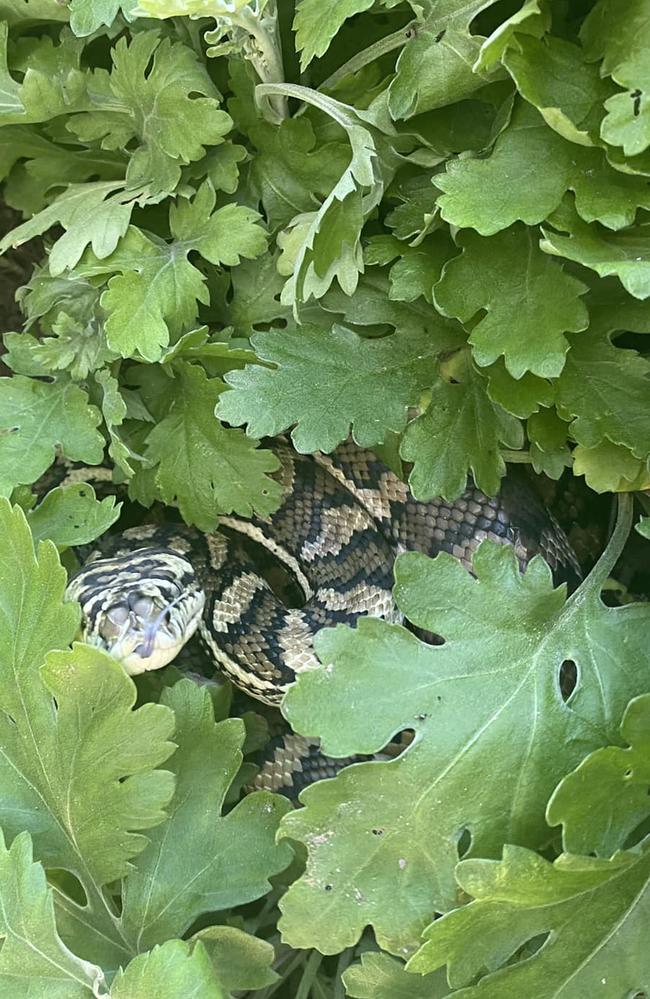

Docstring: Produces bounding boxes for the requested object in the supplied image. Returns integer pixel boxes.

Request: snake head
[66,546,206,674]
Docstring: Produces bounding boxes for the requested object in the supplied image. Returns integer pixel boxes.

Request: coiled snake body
[66,442,581,794]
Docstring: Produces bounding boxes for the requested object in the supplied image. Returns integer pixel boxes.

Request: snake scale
[64,441,582,796]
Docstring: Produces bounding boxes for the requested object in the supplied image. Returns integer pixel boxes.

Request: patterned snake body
[65,442,581,792]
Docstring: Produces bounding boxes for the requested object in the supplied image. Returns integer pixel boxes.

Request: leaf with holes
[278,517,650,955]
[547,694,650,857]
[407,842,650,998]
[582,0,650,156]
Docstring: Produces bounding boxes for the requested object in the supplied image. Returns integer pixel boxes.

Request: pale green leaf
[0,829,106,998]
[111,940,223,999]
[0,376,104,495]
[572,440,650,493]
[343,952,447,998]
[68,32,230,193]
[190,926,278,996]
[293,0,375,70]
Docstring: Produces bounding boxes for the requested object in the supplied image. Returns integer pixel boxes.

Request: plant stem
[567,492,634,606]
[319,23,414,93]
[296,950,323,999]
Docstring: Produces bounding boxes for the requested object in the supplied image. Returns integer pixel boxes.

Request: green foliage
[0,0,649,994]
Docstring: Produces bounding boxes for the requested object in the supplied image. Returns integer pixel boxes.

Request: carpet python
[64,441,582,795]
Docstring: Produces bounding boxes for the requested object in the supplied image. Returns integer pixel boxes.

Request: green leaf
[547,694,650,856]
[0,376,104,495]
[502,34,610,144]
[255,86,395,308]
[400,359,523,499]
[474,0,550,73]
[278,530,650,954]
[214,253,291,337]
[0,828,106,998]
[388,1,499,119]
[0,500,176,922]
[0,182,140,276]
[26,482,121,548]
[407,843,650,998]
[572,440,650,493]
[582,0,650,156]
[0,25,87,126]
[217,323,443,454]
[528,408,572,479]
[483,360,554,419]
[190,926,278,996]
[293,0,375,70]
[436,101,650,235]
[343,951,448,999]
[144,361,282,530]
[554,332,650,458]
[68,0,136,36]
[169,182,267,266]
[541,200,650,300]
[120,680,292,949]
[111,940,223,999]
[433,226,588,378]
[68,32,230,193]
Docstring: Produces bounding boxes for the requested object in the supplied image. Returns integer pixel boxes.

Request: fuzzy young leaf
[68,32,230,193]
[0,376,104,495]
[217,323,444,454]
[111,940,223,999]
[433,226,588,378]
[408,844,650,998]
[144,362,282,530]
[547,694,650,856]
[121,680,291,950]
[278,532,650,954]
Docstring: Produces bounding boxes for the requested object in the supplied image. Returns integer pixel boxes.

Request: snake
[63,441,582,795]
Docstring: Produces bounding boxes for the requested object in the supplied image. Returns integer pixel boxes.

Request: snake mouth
[102,589,206,674]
